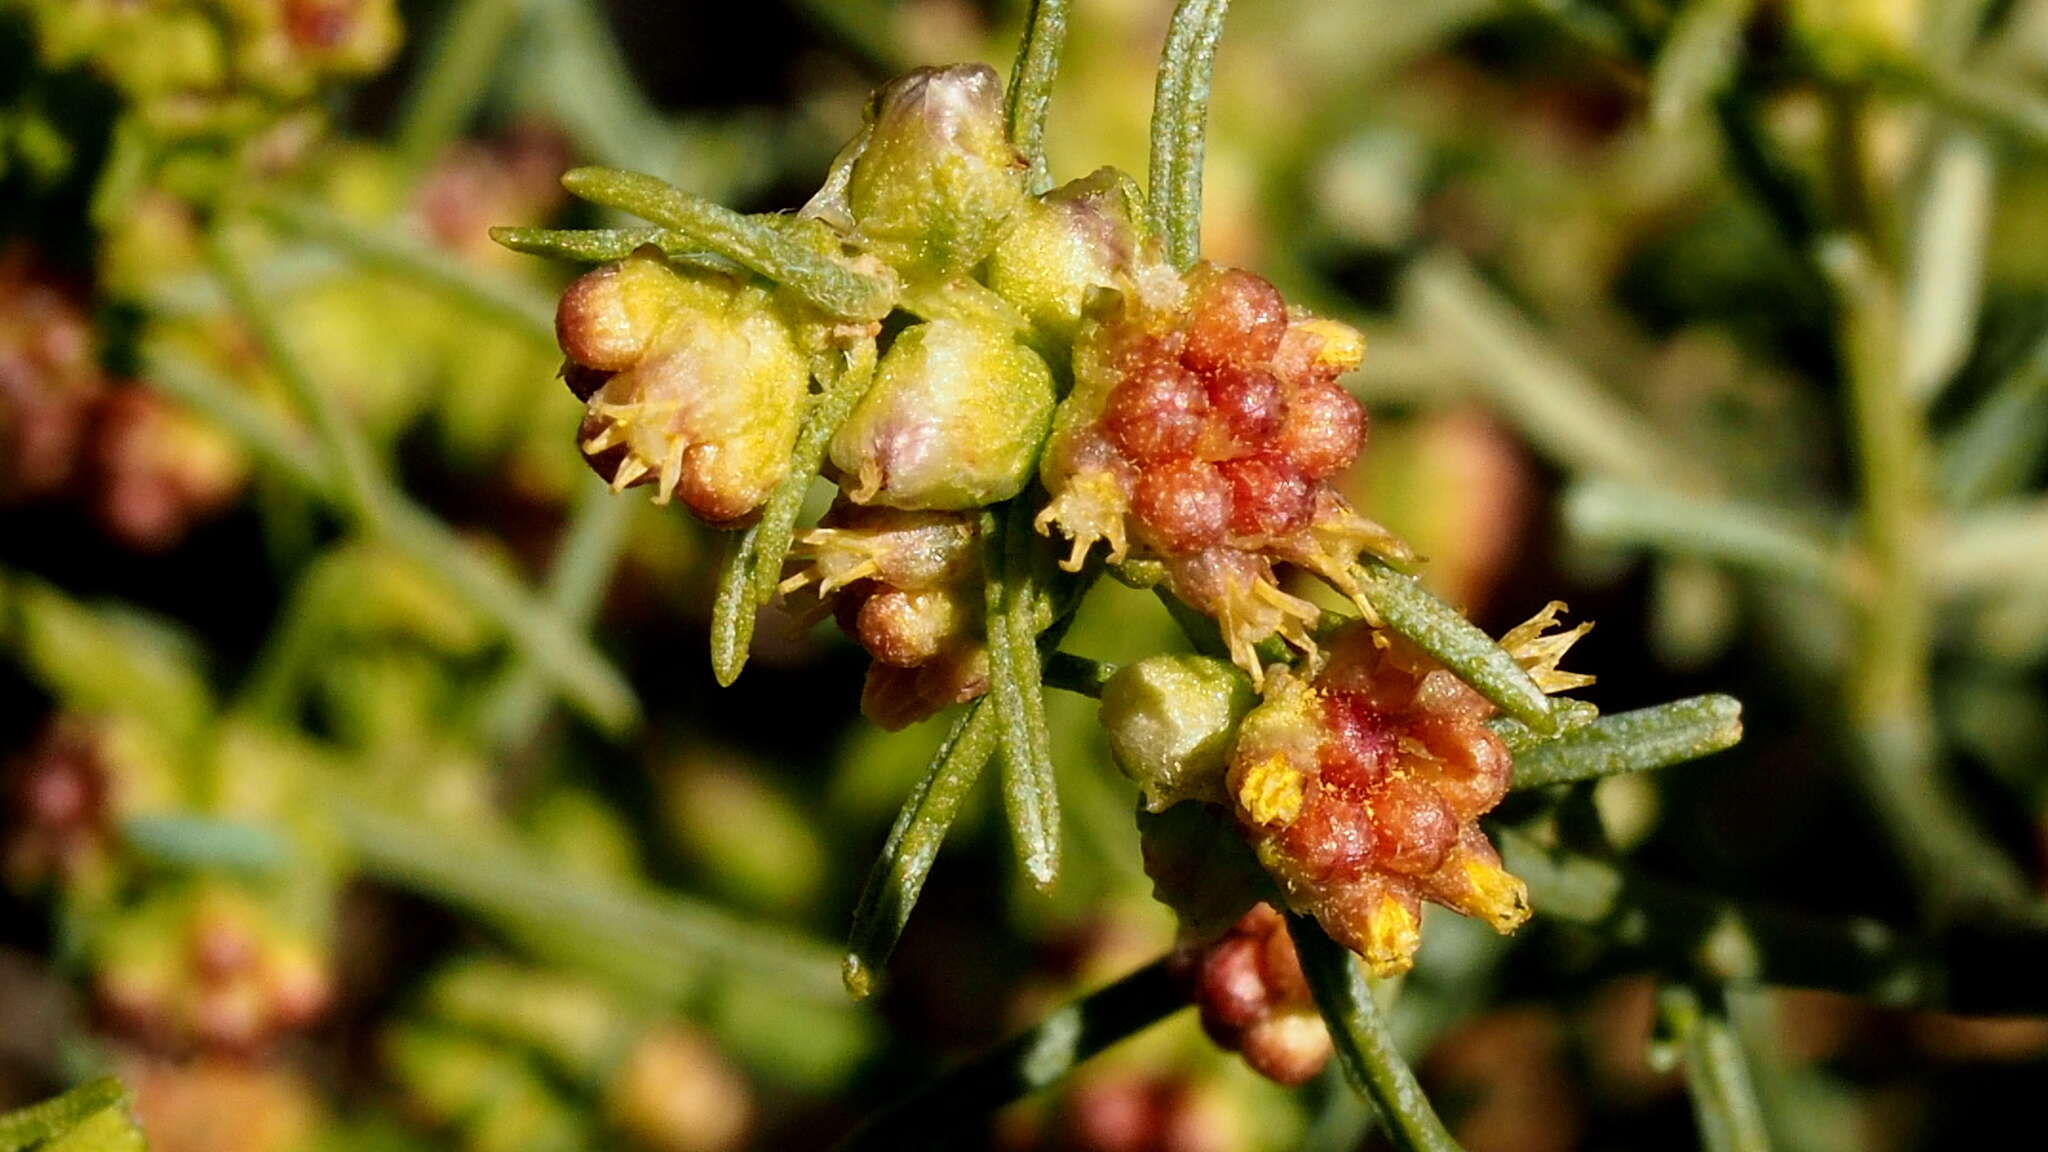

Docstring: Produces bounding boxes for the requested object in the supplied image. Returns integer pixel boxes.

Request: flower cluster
[93,882,334,1055]
[21,0,400,137]
[1228,608,1589,976]
[1038,264,1407,679]
[0,251,245,549]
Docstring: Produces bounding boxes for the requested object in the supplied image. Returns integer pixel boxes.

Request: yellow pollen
[1362,894,1420,977]
[1236,754,1305,827]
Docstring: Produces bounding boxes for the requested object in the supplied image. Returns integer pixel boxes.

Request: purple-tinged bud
[828,318,1055,510]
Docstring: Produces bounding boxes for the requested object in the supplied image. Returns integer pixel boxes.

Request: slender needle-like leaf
[984,501,1061,890]
[123,815,295,875]
[394,0,524,178]
[833,958,1182,1150]
[1507,695,1745,789]
[560,166,895,319]
[0,1080,128,1152]
[843,702,1002,999]
[145,293,637,733]
[1940,327,2048,507]
[1355,560,1558,733]
[1563,480,1847,592]
[711,343,878,686]
[1147,0,1232,268]
[1649,0,1756,129]
[330,785,846,1003]
[257,196,558,340]
[1042,651,1115,698]
[1005,0,1071,194]
[489,225,735,270]
[1290,914,1465,1152]
[1663,986,1773,1152]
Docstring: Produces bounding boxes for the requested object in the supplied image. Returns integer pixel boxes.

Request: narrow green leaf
[1005,0,1072,194]
[843,702,1002,999]
[0,1080,127,1152]
[1662,986,1773,1152]
[1563,479,1846,591]
[1147,0,1233,268]
[489,225,733,269]
[560,166,895,320]
[833,958,1181,1150]
[1507,695,1745,790]
[257,197,556,345]
[394,0,524,178]
[1354,560,1557,734]
[330,785,846,1003]
[1902,131,1992,403]
[1940,327,2048,507]
[710,344,877,686]
[1042,651,1116,698]
[984,501,1061,891]
[123,815,294,875]
[711,527,762,688]
[1938,499,2048,594]
[1290,915,1465,1152]
[1649,0,1756,129]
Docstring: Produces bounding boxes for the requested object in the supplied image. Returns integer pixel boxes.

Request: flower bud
[821,64,1029,278]
[987,167,1165,346]
[557,249,809,525]
[1100,655,1255,812]
[784,499,990,728]
[0,250,104,503]
[828,318,1055,510]
[605,1027,753,1152]
[1170,904,1332,1086]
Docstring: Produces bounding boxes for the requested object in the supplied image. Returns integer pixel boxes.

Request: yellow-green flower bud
[987,167,1160,346]
[1100,654,1256,812]
[557,248,809,525]
[820,64,1029,279]
[828,318,1055,510]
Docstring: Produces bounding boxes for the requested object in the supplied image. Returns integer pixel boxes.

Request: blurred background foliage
[1,0,2045,1149]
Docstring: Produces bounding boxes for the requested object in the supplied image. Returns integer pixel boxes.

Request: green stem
[145,314,637,732]
[1042,651,1114,698]
[560,167,895,320]
[833,959,1182,1151]
[1290,915,1464,1152]
[206,225,383,520]
[1005,0,1071,194]
[1562,480,1847,592]
[1147,0,1233,268]
[1827,237,2035,922]
[843,702,1002,999]
[394,0,525,180]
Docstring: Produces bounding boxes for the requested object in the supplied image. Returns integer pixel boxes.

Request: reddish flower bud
[1170,904,1332,1085]
[783,499,989,729]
